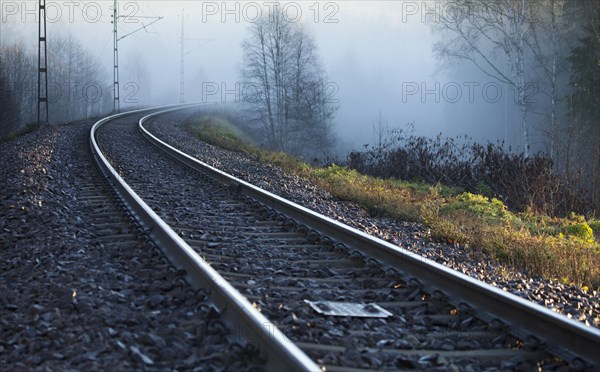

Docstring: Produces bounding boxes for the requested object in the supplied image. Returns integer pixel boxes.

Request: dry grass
[186,117,600,289]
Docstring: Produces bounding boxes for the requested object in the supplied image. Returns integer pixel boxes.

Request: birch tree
[433,0,536,156]
[525,0,578,165]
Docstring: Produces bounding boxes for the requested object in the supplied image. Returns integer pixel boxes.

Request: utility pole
[180,9,185,103]
[38,0,49,124]
[112,1,162,111]
[112,0,119,112]
[179,9,213,104]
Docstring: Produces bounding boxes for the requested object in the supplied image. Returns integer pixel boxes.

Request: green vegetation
[186,116,250,152]
[186,116,600,288]
[186,116,309,171]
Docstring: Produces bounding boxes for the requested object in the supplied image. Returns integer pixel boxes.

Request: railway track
[1,119,269,370]
[75,116,272,370]
[91,105,600,371]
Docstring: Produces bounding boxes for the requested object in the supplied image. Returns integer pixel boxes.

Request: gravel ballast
[0,120,265,370]
[145,109,600,330]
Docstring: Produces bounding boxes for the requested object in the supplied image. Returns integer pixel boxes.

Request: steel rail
[139,105,600,367]
[90,104,321,372]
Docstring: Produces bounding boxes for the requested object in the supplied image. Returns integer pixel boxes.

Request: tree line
[1,35,111,137]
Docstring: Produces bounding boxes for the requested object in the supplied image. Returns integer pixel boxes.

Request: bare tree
[0,53,20,136]
[432,0,536,157]
[240,7,336,158]
[48,35,109,123]
[241,8,291,150]
[0,44,37,134]
[286,26,337,158]
[372,111,389,151]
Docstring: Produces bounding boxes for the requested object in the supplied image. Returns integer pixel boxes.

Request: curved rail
[90,104,321,372]
[137,106,600,367]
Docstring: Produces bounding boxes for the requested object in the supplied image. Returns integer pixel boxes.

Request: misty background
[1,0,522,152]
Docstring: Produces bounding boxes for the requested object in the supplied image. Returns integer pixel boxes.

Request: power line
[112,1,163,112]
[117,16,163,42]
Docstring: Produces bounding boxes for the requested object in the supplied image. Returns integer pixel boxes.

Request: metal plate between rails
[305,300,393,318]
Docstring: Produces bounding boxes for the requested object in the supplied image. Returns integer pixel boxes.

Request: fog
[1,1,523,153]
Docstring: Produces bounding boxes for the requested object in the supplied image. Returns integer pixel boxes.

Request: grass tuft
[185,116,249,152]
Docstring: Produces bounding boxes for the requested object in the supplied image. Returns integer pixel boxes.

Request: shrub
[347,128,591,217]
[444,192,512,225]
[566,222,594,241]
